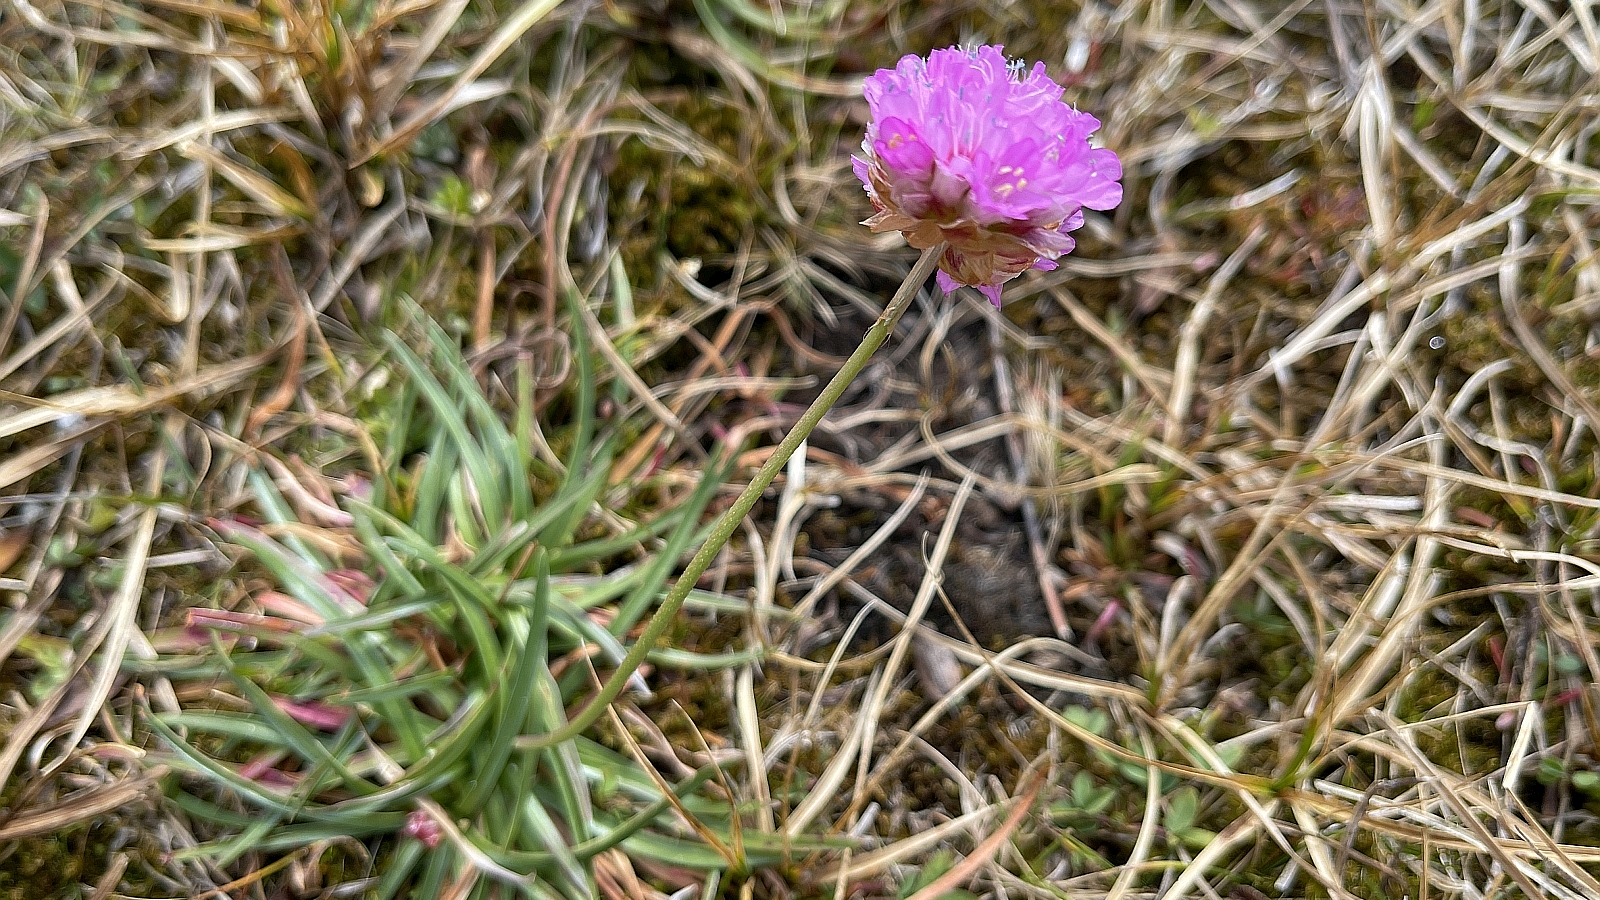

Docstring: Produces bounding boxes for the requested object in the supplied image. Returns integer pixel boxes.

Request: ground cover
[3,1,1600,898]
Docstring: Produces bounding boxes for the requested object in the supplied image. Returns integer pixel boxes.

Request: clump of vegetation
[136,312,844,897]
[6,0,1600,898]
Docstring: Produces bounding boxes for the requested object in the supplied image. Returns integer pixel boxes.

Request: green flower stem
[520,243,944,750]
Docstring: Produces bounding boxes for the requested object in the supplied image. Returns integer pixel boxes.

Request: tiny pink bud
[403,810,443,848]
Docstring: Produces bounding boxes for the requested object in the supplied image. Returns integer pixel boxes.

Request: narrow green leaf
[386,332,505,532]
[306,598,439,636]
[353,505,426,598]
[518,790,591,898]
[420,312,535,521]
[566,289,595,472]
[459,613,544,812]
[539,447,611,551]
[410,437,454,544]
[158,710,286,745]
[372,839,425,900]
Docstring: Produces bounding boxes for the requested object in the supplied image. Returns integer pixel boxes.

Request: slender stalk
[521,244,945,750]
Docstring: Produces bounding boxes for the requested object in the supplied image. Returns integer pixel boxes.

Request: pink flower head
[855,45,1123,306]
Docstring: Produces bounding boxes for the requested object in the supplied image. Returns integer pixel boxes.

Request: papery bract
[855,45,1123,305]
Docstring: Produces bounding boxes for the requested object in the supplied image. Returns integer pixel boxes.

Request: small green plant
[897,849,979,900]
[1160,786,1215,852]
[1537,756,1600,803]
[1044,773,1121,875]
[140,306,823,898]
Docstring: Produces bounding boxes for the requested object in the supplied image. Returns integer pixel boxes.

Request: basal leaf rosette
[854,45,1123,306]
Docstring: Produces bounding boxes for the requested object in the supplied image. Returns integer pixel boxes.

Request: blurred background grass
[4,1,1600,898]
